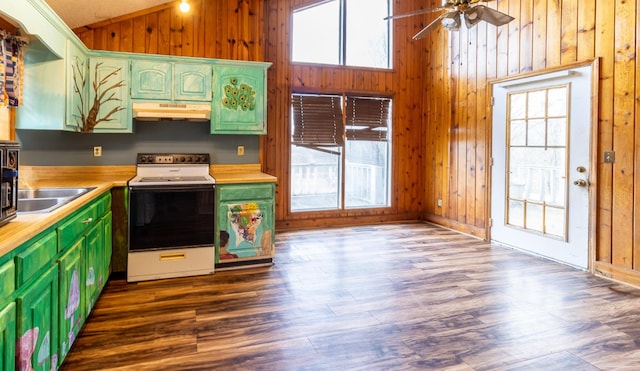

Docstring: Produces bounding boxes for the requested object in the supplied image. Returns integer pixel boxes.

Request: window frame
[290,92,392,213]
[291,0,393,69]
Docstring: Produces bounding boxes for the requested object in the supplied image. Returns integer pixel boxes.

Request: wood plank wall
[422,0,640,285]
[77,0,427,231]
[76,0,640,286]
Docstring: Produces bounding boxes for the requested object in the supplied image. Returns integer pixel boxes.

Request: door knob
[576,166,587,173]
[573,179,588,187]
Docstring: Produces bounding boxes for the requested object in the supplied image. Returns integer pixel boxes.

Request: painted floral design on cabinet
[221,77,256,111]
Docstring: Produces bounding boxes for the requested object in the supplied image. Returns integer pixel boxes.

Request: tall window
[291,93,391,211]
[292,0,392,69]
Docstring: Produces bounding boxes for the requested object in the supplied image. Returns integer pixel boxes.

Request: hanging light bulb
[179,0,190,13]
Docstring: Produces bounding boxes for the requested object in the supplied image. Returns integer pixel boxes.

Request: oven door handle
[128,184,215,192]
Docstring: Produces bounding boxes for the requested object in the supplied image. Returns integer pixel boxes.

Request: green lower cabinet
[85,219,105,314]
[103,212,113,281]
[57,239,85,363]
[16,265,59,371]
[0,302,16,371]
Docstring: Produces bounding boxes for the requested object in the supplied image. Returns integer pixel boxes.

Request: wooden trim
[594,261,640,289]
[424,213,487,240]
[276,212,421,232]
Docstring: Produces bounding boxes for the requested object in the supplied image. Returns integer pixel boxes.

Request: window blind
[291,94,344,147]
[345,96,390,141]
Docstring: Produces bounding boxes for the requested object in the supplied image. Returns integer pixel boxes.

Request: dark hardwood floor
[62,222,640,370]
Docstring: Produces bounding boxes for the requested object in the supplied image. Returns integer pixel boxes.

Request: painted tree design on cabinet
[71,57,130,133]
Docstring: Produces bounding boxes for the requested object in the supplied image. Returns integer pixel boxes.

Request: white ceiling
[44,0,173,29]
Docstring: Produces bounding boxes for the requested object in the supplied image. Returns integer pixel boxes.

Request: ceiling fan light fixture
[179,0,190,13]
[467,5,515,27]
[463,8,483,29]
[441,12,461,31]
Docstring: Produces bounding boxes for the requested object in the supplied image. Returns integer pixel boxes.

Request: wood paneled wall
[422,0,640,285]
[75,0,264,61]
[264,0,426,230]
[77,0,428,230]
[76,0,640,285]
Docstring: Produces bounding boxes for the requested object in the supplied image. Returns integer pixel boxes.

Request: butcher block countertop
[0,164,276,257]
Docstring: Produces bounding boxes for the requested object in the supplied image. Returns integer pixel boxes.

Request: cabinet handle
[82,217,93,224]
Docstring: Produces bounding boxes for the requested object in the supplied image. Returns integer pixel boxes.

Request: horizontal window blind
[291,94,344,147]
[345,96,390,141]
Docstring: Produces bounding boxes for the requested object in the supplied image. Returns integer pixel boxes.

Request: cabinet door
[174,63,213,101]
[0,303,16,371]
[87,57,132,133]
[16,265,59,371]
[57,238,85,361]
[103,211,113,281]
[85,219,104,314]
[130,60,172,100]
[217,196,275,264]
[65,40,88,131]
[211,66,266,134]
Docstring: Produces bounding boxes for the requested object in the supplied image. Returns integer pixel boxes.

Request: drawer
[218,183,274,202]
[58,202,98,250]
[0,259,15,300]
[15,231,58,286]
[94,193,112,217]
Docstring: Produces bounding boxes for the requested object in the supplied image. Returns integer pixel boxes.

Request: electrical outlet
[437,199,443,207]
[237,145,245,156]
[603,150,615,163]
[93,146,102,157]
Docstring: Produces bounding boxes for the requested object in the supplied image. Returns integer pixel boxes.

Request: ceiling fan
[385,0,515,40]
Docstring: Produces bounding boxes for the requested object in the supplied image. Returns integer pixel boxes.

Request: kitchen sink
[17,187,97,214]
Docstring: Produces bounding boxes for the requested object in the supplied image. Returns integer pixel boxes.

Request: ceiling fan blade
[412,11,452,40]
[384,6,448,21]
[468,5,515,27]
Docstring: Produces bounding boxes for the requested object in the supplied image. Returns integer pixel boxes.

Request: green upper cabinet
[211,64,269,135]
[174,64,213,101]
[86,56,132,133]
[65,39,89,131]
[130,61,172,100]
[131,60,212,102]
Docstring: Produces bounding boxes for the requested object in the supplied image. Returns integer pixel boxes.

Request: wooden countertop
[1,164,277,257]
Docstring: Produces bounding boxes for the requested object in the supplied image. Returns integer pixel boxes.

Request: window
[292,0,392,69]
[291,93,391,211]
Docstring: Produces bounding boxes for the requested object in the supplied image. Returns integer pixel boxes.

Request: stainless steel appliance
[0,140,20,227]
[127,153,215,282]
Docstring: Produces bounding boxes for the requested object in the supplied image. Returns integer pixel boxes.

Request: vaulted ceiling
[45,0,172,28]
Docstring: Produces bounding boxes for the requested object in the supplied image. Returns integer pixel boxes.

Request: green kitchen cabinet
[65,39,89,131]
[211,64,268,134]
[0,302,16,371]
[87,56,132,133]
[131,60,212,101]
[103,211,113,277]
[215,183,275,267]
[57,239,84,361]
[16,265,59,371]
[85,219,105,313]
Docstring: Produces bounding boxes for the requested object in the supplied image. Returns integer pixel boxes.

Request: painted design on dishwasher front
[222,203,273,260]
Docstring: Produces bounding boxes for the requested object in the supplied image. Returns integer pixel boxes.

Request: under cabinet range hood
[132,102,211,121]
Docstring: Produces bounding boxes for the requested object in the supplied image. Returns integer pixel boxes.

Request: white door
[490,64,593,269]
